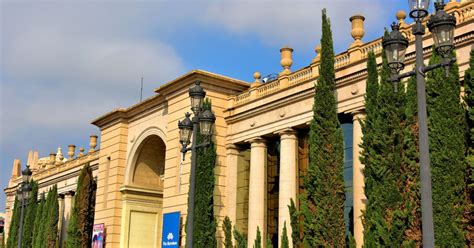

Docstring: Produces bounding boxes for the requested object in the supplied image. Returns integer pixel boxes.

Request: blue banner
[162,211,181,248]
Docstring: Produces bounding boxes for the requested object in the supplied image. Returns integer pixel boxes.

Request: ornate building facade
[4,2,474,247]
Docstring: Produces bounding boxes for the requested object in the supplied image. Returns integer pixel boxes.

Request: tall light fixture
[382,1,456,247]
[178,81,216,248]
[17,165,32,248]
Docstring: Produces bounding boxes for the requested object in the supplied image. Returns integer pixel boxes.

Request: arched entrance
[120,133,166,248]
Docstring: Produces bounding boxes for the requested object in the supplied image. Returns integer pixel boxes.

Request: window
[342,123,354,237]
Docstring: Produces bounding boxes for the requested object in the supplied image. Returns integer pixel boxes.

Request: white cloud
[0,0,401,210]
[200,0,391,50]
[1,1,186,143]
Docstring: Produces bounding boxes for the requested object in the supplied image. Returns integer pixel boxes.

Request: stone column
[62,191,75,242]
[247,137,267,247]
[57,194,65,245]
[277,129,298,248]
[226,144,240,225]
[352,111,365,248]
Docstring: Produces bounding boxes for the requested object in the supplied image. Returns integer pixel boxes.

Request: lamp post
[16,165,32,248]
[178,81,216,248]
[382,1,456,247]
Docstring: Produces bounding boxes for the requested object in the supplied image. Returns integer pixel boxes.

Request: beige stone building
[4,2,474,247]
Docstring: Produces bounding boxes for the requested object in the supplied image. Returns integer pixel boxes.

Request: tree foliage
[463,48,474,246]
[32,194,45,248]
[253,226,261,248]
[67,164,97,248]
[426,50,466,247]
[288,198,300,247]
[45,185,59,248]
[361,49,411,246]
[35,190,51,248]
[301,8,346,247]
[223,216,233,248]
[233,227,247,248]
[191,98,217,247]
[266,235,272,248]
[400,74,422,246]
[280,222,289,248]
[22,180,38,248]
[6,196,20,248]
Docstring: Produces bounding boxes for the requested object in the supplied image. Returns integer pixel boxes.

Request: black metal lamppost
[178,81,216,248]
[16,165,32,248]
[382,1,456,247]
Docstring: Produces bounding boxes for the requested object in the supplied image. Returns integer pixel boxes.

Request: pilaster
[225,144,240,225]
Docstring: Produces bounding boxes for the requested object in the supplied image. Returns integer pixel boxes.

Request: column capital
[275,128,298,140]
[351,110,366,121]
[58,194,65,199]
[226,143,240,155]
[246,137,267,148]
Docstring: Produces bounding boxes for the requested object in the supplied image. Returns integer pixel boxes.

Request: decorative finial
[68,144,76,159]
[396,10,407,25]
[57,147,64,161]
[251,71,262,88]
[349,14,365,47]
[89,135,98,153]
[312,45,322,63]
[280,46,293,75]
[79,147,85,157]
[391,22,400,31]
[253,72,261,82]
[49,153,56,165]
[434,1,446,11]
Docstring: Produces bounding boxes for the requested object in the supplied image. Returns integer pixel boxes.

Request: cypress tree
[426,49,466,247]
[253,226,261,248]
[265,235,272,248]
[401,74,422,246]
[362,47,407,246]
[67,164,97,248]
[233,227,247,248]
[288,198,300,247]
[32,194,45,248]
[22,180,38,247]
[359,52,380,248]
[222,217,233,248]
[36,189,51,248]
[45,185,59,248]
[280,222,289,248]
[463,48,474,246]
[6,197,20,248]
[192,99,217,247]
[301,9,345,247]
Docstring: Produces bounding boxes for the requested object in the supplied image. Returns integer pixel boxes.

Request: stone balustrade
[29,150,99,182]
[229,2,473,108]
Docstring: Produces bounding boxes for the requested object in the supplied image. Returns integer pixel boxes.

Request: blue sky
[1,0,410,211]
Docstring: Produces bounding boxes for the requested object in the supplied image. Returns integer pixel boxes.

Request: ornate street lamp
[178,113,193,149]
[17,165,32,248]
[188,81,206,115]
[427,1,457,75]
[198,109,216,139]
[382,1,456,247]
[178,81,216,248]
[408,0,430,19]
[383,23,409,75]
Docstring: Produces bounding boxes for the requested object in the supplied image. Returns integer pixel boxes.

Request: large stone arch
[124,126,167,186]
[120,127,166,248]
